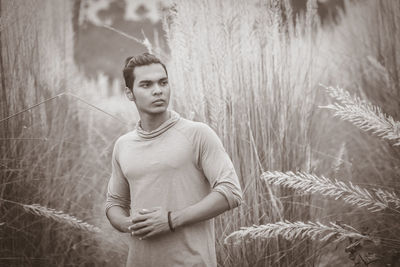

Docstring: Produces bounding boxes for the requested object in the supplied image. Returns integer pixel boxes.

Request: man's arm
[106,206,131,233]
[171,191,230,227]
[129,191,230,239]
[105,138,134,233]
[130,123,243,239]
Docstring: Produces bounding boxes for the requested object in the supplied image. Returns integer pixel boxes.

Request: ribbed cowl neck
[135,110,180,139]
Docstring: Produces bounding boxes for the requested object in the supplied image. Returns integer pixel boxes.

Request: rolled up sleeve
[105,139,131,215]
[197,123,243,209]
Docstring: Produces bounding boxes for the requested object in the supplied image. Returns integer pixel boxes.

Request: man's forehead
[134,64,167,82]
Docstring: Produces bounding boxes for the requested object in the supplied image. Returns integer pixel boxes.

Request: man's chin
[146,106,169,115]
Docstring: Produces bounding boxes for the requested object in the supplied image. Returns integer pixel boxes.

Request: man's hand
[129,207,171,240]
[109,210,143,233]
[106,206,138,234]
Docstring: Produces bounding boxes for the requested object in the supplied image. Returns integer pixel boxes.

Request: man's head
[123,53,168,91]
[123,53,170,115]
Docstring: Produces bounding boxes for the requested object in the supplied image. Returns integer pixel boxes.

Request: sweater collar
[135,110,180,139]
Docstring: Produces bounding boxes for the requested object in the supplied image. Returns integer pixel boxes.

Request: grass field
[1,0,399,266]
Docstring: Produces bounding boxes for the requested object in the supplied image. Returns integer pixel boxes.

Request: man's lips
[152,99,165,104]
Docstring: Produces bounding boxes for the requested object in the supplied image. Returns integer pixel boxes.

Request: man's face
[127,63,170,115]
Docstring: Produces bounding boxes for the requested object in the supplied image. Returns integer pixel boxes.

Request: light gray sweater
[106,110,242,267]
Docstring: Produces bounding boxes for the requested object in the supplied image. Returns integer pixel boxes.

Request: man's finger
[133,226,152,236]
[138,209,153,215]
[138,207,160,214]
[141,231,154,240]
[131,213,152,223]
[129,221,148,231]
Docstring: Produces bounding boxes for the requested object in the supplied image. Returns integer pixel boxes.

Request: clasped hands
[126,207,171,240]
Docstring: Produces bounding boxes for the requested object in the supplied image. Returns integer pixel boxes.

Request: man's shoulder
[174,117,217,141]
[114,130,137,147]
[176,117,211,133]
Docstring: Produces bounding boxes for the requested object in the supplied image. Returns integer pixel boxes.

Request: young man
[105,53,242,267]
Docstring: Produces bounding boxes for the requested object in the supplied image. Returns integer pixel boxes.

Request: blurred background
[74,0,343,84]
[1,0,399,266]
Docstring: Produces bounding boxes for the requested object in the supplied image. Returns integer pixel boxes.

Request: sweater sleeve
[105,139,131,215]
[196,123,243,209]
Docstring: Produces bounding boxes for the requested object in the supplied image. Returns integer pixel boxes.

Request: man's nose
[152,84,162,95]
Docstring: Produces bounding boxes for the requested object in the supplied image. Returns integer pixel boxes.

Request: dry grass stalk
[320,85,400,146]
[224,220,369,245]
[23,204,101,233]
[262,171,400,213]
[332,142,347,172]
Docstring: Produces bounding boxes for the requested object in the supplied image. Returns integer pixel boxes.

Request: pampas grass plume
[23,204,101,233]
[319,85,400,146]
[262,171,400,213]
[224,220,369,245]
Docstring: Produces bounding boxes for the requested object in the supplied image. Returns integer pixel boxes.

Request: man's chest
[118,136,195,180]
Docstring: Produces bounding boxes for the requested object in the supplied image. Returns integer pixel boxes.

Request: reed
[320,85,400,146]
[262,171,400,213]
[22,203,102,233]
[224,221,369,245]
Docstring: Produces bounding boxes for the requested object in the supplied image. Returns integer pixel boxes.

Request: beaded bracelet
[167,211,175,232]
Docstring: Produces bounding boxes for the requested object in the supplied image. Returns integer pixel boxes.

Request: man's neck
[138,110,171,132]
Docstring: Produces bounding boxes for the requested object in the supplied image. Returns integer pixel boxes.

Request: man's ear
[125,86,135,101]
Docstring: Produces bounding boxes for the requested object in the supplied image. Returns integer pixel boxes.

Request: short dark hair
[123,53,168,91]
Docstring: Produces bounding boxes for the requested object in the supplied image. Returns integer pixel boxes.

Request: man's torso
[116,117,217,267]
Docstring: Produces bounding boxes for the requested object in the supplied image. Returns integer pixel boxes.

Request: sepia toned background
[1,0,399,266]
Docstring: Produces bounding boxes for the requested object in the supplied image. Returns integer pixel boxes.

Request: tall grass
[163,0,400,266]
[163,0,328,265]
[225,85,400,265]
[0,1,130,265]
[1,0,399,266]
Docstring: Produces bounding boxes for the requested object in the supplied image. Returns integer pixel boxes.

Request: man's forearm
[170,191,230,229]
[106,206,131,233]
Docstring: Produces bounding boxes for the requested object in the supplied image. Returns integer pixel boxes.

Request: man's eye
[142,83,150,88]
[160,81,168,86]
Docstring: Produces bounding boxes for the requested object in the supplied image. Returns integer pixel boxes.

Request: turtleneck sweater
[135,110,180,139]
[105,110,242,267]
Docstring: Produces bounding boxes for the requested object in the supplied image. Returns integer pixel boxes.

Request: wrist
[120,219,131,233]
[170,210,184,229]
[115,214,131,233]
[107,206,132,233]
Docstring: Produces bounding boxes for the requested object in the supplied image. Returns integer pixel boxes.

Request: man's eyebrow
[138,77,168,84]
[138,80,152,84]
